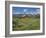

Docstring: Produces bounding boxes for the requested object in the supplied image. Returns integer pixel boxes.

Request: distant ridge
[13,14,40,18]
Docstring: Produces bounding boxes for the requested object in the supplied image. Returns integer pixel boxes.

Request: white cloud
[36,9,40,14]
[24,9,28,12]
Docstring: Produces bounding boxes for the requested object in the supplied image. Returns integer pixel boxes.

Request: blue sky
[12,7,40,14]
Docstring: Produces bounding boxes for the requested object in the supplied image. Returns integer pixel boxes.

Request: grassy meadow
[12,15,40,31]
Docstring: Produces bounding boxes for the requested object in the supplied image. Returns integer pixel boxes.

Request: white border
[10,4,43,34]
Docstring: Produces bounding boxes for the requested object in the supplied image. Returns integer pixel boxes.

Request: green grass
[12,17,40,31]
